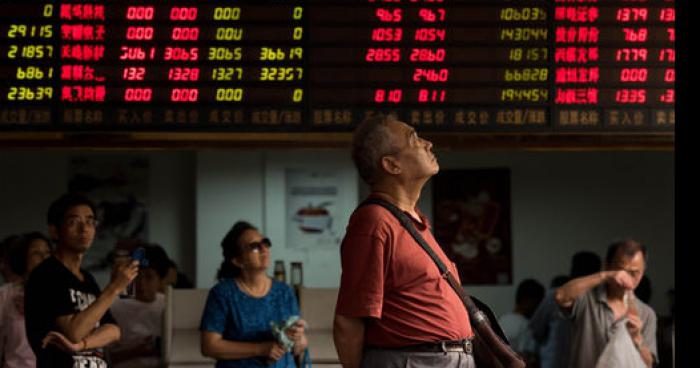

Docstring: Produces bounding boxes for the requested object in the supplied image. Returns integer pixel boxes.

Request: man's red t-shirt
[335,198,474,348]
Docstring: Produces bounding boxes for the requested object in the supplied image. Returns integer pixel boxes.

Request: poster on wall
[432,168,512,285]
[68,156,149,285]
[285,169,343,249]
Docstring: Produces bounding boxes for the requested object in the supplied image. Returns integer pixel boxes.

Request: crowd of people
[0,115,673,368]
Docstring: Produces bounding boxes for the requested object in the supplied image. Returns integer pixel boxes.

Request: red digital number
[374,89,403,103]
[371,28,403,42]
[418,8,446,22]
[615,89,647,104]
[616,48,647,62]
[375,8,402,22]
[418,89,446,103]
[365,48,401,62]
[664,68,675,83]
[414,28,446,42]
[126,26,154,41]
[616,8,648,22]
[170,7,198,21]
[126,6,154,20]
[658,48,674,62]
[659,89,674,103]
[409,48,446,62]
[122,67,146,81]
[659,8,674,22]
[622,28,648,42]
[170,88,199,102]
[163,47,199,61]
[619,68,648,82]
[412,68,449,82]
[171,27,200,41]
[168,67,200,81]
[124,88,152,102]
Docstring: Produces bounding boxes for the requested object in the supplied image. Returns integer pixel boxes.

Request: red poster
[432,168,512,285]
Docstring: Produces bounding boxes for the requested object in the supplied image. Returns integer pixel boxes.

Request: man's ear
[380,155,401,175]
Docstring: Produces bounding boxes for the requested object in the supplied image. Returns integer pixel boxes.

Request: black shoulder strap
[361,197,510,343]
[363,198,450,276]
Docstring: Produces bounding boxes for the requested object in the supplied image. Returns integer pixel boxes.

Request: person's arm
[333,314,365,368]
[285,320,308,356]
[628,315,654,367]
[633,338,654,367]
[200,331,285,361]
[627,300,656,368]
[41,323,120,352]
[54,261,137,343]
[554,270,635,310]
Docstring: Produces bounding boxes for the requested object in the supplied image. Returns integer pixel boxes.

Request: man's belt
[372,339,473,354]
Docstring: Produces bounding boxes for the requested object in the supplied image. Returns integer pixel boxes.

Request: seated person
[0,232,52,367]
[110,244,170,368]
[498,278,545,365]
[200,221,307,368]
[163,258,194,290]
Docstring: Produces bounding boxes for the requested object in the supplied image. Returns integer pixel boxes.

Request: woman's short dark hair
[8,232,51,276]
[47,192,97,228]
[217,221,257,281]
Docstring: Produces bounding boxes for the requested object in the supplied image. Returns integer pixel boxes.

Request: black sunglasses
[246,238,272,252]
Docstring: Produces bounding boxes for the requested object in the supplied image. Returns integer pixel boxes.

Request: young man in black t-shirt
[25,193,139,368]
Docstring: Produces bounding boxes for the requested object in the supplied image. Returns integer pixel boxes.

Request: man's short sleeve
[24,261,76,353]
[335,225,389,319]
[642,307,659,363]
[200,286,228,334]
[558,290,586,321]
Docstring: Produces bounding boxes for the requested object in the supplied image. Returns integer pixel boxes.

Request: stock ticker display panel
[0,0,675,132]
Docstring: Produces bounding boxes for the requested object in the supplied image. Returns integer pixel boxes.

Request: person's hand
[626,313,643,341]
[286,320,308,355]
[285,319,307,341]
[609,270,636,290]
[41,331,83,352]
[626,297,644,344]
[264,342,286,363]
[110,260,139,292]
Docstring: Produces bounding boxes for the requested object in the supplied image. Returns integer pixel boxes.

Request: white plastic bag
[595,318,646,368]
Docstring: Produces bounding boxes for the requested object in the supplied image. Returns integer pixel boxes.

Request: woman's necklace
[235,277,271,297]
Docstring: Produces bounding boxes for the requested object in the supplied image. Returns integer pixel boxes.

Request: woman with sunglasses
[200,221,308,368]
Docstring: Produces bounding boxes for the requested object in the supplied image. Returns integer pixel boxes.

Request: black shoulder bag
[362,198,525,368]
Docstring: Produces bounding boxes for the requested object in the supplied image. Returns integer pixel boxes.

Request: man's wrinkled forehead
[386,119,415,143]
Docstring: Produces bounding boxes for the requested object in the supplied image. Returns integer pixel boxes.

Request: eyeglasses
[65,217,99,228]
[246,238,271,252]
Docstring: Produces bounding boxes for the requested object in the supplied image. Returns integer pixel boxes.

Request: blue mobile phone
[131,247,149,268]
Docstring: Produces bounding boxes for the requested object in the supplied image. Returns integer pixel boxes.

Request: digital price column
[205,3,306,127]
[307,1,550,130]
[490,2,549,129]
[1,3,54,125]
[552,0,675,130]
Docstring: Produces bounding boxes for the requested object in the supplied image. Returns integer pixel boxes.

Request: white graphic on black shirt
[72,355,108,368]
[68,288,107,367]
